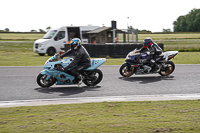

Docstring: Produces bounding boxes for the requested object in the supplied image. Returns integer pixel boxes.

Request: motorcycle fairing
[40,57,106,85]
[44,58,106,70]
[40,68,75,85]
[85,58,106,71]
[163,51,178,61]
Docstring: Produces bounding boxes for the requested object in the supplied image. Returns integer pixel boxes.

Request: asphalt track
[0,65,200,107]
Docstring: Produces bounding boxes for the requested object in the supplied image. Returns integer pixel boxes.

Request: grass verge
[0,51,200,66]
[1,41,200,66]
[0,33,44,40]
[0,100,200,132]
[0,41,200,66]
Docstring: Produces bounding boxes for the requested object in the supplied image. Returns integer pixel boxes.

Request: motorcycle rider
[53,38,91,84]
[137,37,164,72]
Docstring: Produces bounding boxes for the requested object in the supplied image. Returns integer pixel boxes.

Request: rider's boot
[73,75,82,85]
[151,63,160,72]
[150,59,160,72]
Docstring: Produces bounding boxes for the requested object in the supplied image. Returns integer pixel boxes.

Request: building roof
[87,27,112,34]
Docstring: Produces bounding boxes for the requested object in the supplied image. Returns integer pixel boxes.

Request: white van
[33,26,99,56]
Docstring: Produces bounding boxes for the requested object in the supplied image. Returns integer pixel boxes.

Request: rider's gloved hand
[51,54,61,61]
[56,54,61,61]
[52,55,56,59]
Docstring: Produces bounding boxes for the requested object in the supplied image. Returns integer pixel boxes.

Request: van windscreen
[43,30,57,39]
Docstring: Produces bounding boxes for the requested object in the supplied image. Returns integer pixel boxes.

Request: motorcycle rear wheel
[83,69,103,86]
[37,74,56,87]
[159,61,175,76]
[119,63,135,77]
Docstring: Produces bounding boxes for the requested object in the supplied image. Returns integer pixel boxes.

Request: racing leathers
[138,42,163,70]
[60,45,91,83]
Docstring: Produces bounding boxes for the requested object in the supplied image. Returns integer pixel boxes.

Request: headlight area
[34,43,46,53]
[39,43,45,47]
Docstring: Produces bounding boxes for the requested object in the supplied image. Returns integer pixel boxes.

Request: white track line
[0,93,200,108]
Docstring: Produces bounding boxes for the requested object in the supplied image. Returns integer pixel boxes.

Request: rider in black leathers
[59,38,91,84]
[138,37,163,71]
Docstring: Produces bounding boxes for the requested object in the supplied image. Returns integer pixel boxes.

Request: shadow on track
[34,86,101,96]
[119,75,175,84]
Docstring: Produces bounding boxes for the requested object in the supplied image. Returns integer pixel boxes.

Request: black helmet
[70,38,81,51]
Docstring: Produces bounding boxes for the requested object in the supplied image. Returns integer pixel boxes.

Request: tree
[173,8,200,32]
[39,29,45,32]
[4,28,10,32]
[46,26,51,31]
[138,29,152,33]
[163,29,171,32]
[30,30,37,32]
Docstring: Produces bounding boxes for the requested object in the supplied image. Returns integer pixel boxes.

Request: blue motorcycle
[119,49,178,77]
[37,56,106,87]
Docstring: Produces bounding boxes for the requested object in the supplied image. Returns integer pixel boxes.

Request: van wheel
[47,47,56,56]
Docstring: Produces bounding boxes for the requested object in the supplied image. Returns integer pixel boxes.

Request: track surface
[0,65,200,102]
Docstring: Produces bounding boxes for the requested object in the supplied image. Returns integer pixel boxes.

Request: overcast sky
[1,0,200,32]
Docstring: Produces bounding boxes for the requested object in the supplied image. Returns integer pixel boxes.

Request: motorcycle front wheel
[119,63,135,77]
[83,69,103,86]
[37,74,56,87]
[159,61,175,76]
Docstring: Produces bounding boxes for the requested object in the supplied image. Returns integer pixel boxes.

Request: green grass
[1,32,200,41]
[0,51,199,66]
[138,33,200,40]
[106,52,200,65]
[157,40,200,52]
[0,51,49,66]
[1,32,200,40]
[0,42,47,66]
[1,32,200,52]
[0,42,33,52]
[0,100,200,132]
[0,33,44,41]
[0,40,199,66]
[0,41,200,66]
[138,33,200,52]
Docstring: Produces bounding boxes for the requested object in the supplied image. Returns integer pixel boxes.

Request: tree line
[173,8,200,32]
[0,27,51,33]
